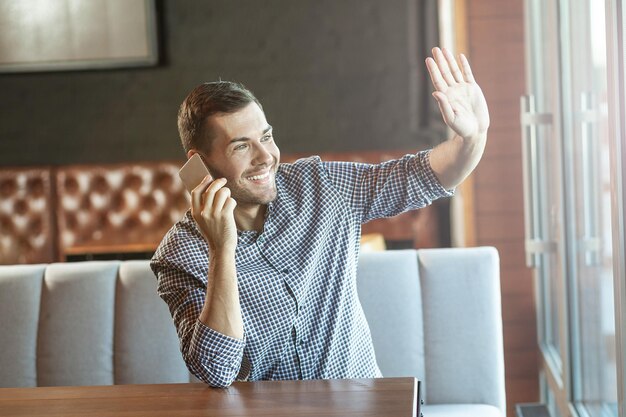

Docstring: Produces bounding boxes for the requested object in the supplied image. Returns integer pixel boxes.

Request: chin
[235,188,278,205]
[258,191,278,205]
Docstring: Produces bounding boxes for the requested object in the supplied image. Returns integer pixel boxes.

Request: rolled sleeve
[151,244,246,388]
[187,321,246,387]
[416,149,455,200]
[322,149,455,223]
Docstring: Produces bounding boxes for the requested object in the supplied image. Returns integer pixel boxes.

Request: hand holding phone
[179,153,213,193]
[179,154,237,252]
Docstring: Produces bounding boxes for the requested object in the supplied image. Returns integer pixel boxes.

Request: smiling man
[151,47,489,387]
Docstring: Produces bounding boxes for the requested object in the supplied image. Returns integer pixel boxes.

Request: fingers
[427,47,475,91]
[426,56,448,92]
[208,187,232,217]
[191,177,226,216]
[433,47,456,86]
[442,48,464,83]
[201,179,228,217]
[223,194,237,214]
[460,54,475,83]
[191,175,216,214]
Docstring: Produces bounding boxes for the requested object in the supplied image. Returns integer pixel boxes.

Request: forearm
[429,132,487,190]
[199,249,244,340]
[154,264,245,387]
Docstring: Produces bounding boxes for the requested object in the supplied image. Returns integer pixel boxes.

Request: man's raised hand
[425,47,489,141]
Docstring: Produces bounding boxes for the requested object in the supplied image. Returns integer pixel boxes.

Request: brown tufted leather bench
[0,152,444,264]
[0,168,56,264]
[55,162,189,260]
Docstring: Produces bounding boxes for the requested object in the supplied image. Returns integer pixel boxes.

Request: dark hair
[177,81,262,153]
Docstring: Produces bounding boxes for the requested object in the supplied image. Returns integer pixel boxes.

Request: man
[151,47,489,387]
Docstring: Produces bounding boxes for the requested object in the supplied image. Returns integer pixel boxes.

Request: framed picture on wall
[0,0,158,73]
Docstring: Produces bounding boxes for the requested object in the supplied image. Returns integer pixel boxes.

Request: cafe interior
[0,1,625,417]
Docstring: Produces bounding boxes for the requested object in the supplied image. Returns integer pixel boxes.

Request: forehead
[207,102,268,143]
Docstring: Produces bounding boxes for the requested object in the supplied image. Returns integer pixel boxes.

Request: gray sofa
[0,247,505,417]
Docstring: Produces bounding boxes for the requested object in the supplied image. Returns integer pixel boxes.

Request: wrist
[461,130,487,143]
[209,245,237,261]
[456,132,487,157]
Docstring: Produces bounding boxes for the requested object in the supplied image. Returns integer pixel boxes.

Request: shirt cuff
[419,149,456,198]
[189,320,245,368]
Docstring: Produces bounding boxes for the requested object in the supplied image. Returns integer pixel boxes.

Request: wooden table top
[0,377,420,417]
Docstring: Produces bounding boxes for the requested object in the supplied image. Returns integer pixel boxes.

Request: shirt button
[282,268,290,274]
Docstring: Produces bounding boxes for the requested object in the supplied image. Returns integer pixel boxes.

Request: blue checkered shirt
[151,150,453,387]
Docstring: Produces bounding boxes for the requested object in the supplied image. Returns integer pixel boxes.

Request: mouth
[246,171,271,182]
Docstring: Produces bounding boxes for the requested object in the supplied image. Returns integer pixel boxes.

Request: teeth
[247,172,269,181]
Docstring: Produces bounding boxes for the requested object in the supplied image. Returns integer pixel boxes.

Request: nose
[252,143,273,166]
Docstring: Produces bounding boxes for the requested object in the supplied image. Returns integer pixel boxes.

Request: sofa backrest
[0,247,504,413]
[0,261,190,387]
[417,247,504,411]
[357,247,505,413]
[357,250,426,379]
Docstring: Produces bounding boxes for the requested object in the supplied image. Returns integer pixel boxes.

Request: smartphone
[179,153,213,192]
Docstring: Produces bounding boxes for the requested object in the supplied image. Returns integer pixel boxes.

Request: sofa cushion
[356,249,425,380]
[0,265,45,387]
[115,261,189,384]
[422,404,503,417]
[418,247,505,412]
[37,261,119,387]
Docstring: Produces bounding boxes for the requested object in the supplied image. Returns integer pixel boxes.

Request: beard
[207,163,278,206]
[228,177,278,205]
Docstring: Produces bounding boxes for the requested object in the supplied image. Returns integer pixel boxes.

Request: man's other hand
[425,47,490,141]
[191,177,238,253]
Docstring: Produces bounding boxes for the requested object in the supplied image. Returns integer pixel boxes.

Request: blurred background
[0,0,444,165]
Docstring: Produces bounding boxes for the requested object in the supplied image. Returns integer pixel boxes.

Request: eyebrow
[229,125,273,144]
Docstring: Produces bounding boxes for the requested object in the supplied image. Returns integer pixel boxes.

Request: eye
[261,134,273,142]
[234,143,248,151]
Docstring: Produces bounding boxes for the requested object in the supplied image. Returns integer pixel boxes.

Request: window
[523,0,623,416]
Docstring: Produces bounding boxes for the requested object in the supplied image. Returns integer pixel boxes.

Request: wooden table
[0,377,421,417]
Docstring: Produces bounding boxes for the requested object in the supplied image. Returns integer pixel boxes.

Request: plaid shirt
[151,150,453,387]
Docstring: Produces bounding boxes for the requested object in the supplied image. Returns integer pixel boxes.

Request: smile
[246,172,270,181]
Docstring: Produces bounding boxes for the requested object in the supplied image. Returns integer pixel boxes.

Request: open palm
[426,47,489,139]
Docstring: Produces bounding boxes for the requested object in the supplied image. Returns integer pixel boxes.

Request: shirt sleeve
[322,149,454,223]
[151,256,246,388]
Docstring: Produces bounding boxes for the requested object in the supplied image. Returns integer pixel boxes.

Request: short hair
[177,81,262,153]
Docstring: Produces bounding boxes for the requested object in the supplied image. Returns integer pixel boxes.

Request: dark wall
[0,0,443,167]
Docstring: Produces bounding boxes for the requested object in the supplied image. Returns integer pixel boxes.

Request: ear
[186,149,196,159]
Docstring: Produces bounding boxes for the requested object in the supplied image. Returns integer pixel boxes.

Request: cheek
[272,144,281,160]
[204,163,224,180]
[206,157,243,181]
[205,164,235,183]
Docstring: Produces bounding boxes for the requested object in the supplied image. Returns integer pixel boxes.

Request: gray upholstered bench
[0,247,505,416]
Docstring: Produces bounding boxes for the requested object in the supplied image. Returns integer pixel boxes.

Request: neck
[234,203,267,232]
